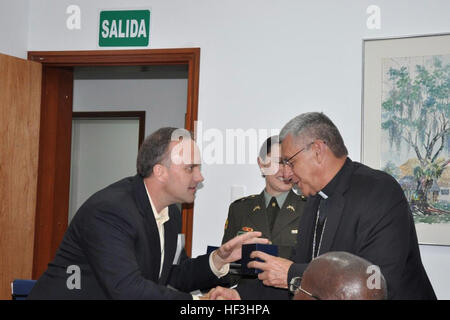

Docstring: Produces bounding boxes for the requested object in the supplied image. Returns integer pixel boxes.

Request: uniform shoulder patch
[232,194,258,204]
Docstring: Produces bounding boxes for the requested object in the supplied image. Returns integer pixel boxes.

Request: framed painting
[362,33,450,246]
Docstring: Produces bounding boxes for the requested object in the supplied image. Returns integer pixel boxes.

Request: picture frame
[362,33,450,246]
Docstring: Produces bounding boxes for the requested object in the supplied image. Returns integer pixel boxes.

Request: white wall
[0,0,29,58]
[419,245,450,299]
[26,0,450,298]
[73,78,187,136]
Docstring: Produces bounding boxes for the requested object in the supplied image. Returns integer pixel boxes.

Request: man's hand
[212,231,269,270]
[247,251,293,289]
[209,286,241,300]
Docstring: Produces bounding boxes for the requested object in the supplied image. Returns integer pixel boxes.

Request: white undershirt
[143,183,229,283]
[144,184,169,278]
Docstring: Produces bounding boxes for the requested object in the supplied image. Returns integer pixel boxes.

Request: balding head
[294,252,387,300]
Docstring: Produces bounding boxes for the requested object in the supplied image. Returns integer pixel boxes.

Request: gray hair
[279,112,348,158]
[136,127,191,178]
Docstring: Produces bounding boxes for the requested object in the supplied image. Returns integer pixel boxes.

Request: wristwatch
[289,276,302,294]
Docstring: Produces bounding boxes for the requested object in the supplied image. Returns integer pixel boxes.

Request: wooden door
[0,53,42,299]
[32,67,73,279]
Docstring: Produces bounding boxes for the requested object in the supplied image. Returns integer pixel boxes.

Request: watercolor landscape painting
[380,54,450,229]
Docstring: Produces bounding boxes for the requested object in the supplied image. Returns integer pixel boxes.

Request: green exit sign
[99,10,150,47]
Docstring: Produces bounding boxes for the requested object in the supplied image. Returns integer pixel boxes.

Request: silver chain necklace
[312,210,327,260]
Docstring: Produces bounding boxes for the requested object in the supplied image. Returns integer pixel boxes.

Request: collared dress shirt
[144,183,228,298]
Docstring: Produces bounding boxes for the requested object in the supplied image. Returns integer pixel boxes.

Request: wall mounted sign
[99,10,150,47]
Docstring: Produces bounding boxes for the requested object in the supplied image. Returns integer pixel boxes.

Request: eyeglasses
[295,285,322,300]
[290,277,321,300]
[282,142,314,168]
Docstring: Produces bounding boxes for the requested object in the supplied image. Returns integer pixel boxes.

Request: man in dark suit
[28,127,267,300]
[209,112,436,300]
[222,136,306,259]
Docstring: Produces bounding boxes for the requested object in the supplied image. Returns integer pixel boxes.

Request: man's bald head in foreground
[294,252,387,300]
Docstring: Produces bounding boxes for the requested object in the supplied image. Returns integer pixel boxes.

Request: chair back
[11,279,37,300]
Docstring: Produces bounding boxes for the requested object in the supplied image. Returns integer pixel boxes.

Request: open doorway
[70,64,188,224]
[28,49,200,278]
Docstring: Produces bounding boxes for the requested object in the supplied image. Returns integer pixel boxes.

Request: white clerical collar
[318,191,328,199]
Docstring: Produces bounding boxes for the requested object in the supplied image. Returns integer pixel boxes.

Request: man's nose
[194,168,204,183]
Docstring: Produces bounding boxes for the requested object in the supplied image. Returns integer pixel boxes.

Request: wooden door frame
[28,48,200,278]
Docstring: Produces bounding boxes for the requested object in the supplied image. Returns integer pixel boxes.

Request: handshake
[200,231,294,300]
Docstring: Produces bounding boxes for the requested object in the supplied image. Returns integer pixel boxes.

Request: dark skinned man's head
[294,251,387,300]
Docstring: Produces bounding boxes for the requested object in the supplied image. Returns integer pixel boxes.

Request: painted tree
[382,160,401,179]
[382,56,450,213]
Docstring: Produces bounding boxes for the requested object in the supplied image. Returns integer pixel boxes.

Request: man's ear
[153,163,168,182]
[313,140,327,164]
